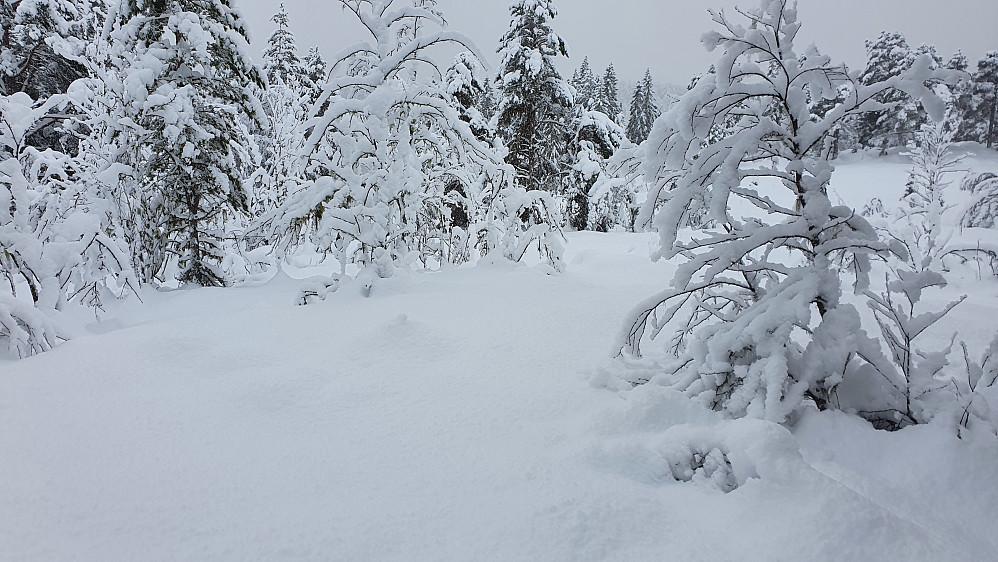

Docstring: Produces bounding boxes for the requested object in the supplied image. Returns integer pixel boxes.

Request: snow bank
[2,221,996,559]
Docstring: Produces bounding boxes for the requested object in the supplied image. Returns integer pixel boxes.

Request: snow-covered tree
[593,63,622,123]
[253,5,315,221]
[571,56,597,110]
[106,0,265,287]
[445,51,492,140]
[625,69,659,144]
[566,109,627,230]
[1,92,138,358]
[945,51,975,138]
[304,46,326,84]
[955,52,998,148]
[0,0,102,98]
[618,0,951,423]
[261,3,307,90]
[1,0,105,155]
[259,0,564,296]
[302,46,327,103]
[493,0,574,194]
[857,32,924,152]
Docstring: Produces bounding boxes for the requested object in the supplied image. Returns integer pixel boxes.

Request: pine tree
[945,51,974,139]
[1,0,104,153]
[958,52,998,148]
[857,32,922,151]
[626,69,659,144]
[262,4,306,90]
[446,51,492,140]
[301,46,327,107]
[947,51,969,73]
[571,56,596,110]
[494,0,574,193]
[304,47,327,85]
[253,4,314,219]
[593,63,621,122]
[0,0,102,98]
[110,0,265,286]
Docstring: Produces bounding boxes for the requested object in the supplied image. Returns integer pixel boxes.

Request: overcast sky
[237,0,998,87]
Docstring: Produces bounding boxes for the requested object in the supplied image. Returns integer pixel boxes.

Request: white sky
[237,0,998,87]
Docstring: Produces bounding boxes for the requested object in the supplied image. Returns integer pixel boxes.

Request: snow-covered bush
[952,336,998,437]
[863,269,965,429]
[618,0,952,423]
[866,124,961,274]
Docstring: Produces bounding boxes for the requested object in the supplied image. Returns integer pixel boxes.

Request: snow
[3,158,998,559]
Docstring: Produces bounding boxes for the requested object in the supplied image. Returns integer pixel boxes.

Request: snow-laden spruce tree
[261,4,307,92]
[856,31,925,152]
[445,51,492,141]
[956,52,998,148]
[493,0,574,194]
[0,0,103,99]
[105,0,265,286]
[593,63,622,124]
[625,69,659,145]
[259,0,563,297]
[252,4,313,220]
[570,57,597,111]
[565,109,627,230]
[302,46,328,105]
[618,0,952,423]
[1,0,105,154]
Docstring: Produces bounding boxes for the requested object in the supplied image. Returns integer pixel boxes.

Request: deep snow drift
[3,154,998,561]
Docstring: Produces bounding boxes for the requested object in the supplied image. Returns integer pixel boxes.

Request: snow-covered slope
[3,156,998,561]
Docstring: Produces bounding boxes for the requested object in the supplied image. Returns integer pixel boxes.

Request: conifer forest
[3,0,998,559]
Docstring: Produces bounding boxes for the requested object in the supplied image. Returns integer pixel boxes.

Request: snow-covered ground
[3,153,998,560]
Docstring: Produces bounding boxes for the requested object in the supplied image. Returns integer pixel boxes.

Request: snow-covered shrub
[864,124,961,275]
[663,443,737,493]
[474,182,565,271]
[588,175,643,233]
[618,0,952,423]
[863,269,965,429]
[893,124,961,270]
[951,336,998,437]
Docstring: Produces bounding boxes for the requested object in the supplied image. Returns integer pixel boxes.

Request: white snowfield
[3,157,998,561]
